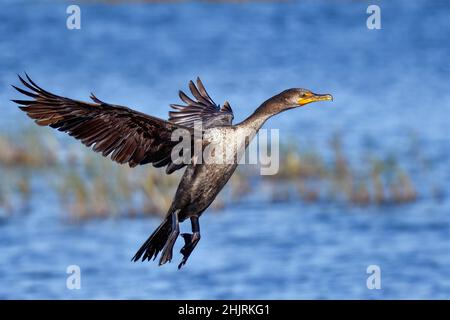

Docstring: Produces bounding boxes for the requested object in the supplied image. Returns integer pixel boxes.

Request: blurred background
[0,0,449,299]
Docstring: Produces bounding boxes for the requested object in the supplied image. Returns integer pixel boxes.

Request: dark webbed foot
[178,231,201,269]
[178,216,201,269]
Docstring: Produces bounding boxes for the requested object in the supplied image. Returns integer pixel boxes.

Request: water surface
[0,0,449,299]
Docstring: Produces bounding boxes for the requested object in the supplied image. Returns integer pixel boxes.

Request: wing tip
[90,92,102,104]
[17,106,28,112]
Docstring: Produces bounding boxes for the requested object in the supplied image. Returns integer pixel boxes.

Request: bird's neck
[238,96,285,131]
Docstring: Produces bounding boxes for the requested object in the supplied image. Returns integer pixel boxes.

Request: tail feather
[132,217,172,262]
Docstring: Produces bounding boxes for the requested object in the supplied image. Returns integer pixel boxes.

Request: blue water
[0,0,450,299]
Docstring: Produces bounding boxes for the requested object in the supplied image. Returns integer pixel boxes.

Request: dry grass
[0,127,423,221]
[267,135,417,205]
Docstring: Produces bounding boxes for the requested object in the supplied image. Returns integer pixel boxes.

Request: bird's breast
[203,127,256,165]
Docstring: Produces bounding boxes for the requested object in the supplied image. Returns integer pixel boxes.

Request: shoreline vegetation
[0,127,431,222]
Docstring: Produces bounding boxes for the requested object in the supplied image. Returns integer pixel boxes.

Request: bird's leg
[159,210,180,265]
[178,216,201,269]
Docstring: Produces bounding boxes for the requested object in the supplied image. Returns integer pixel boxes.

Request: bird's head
[248,87,333,125]
[279,88,333,109]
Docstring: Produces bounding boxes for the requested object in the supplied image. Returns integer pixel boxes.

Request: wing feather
[12,74,196,172]
[169,77,234,128]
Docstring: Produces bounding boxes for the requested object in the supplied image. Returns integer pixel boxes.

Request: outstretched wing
[169,77,234,128]
[12,74,195,174]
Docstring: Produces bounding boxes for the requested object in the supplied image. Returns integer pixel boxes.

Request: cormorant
[12,74,332,268]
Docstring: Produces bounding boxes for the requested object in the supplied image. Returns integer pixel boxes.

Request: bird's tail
[132,217,172,262]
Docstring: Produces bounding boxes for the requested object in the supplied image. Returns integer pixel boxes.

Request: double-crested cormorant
[12,74,332,268]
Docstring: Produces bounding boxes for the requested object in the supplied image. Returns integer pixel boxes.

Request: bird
[12,74,332,269]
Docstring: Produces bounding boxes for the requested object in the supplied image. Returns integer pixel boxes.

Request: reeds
[267,134,418,205]
[0,127,425,221]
